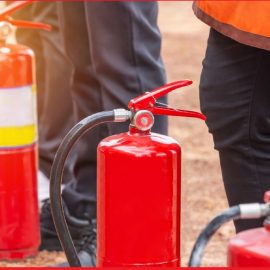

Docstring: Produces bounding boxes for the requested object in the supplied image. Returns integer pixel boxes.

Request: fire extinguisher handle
[128,80,206,121]
[0,1,30,19]
[0,1,51,31]
[6,18,51,31]
[129,80,192,111]
[149,107,206,120]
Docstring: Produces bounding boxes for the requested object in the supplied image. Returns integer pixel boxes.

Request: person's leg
[57,2,105,220]
[200,29,270,233]
[32,2,75,181]
[84,2,167,135]
[58,2,168,220]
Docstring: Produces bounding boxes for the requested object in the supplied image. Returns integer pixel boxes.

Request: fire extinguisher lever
[128,80,206,121]
[150,107,206,120]
[0,1,51,31]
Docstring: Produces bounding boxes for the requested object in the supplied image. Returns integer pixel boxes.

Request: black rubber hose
[50,111,115,267]
[188,206,241,267]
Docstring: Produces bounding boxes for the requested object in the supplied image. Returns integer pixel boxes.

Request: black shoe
[39,199,96,266]
[55,250,96,267]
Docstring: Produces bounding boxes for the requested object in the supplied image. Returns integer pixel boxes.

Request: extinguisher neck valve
[129,126,151,135]
[0,22,13,42]
[131,110,154,132]
[113,109,131,122]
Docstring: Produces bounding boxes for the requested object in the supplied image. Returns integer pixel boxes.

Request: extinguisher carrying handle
[0,1,51,31]
[50,110,131,267]
[128,80,206,121]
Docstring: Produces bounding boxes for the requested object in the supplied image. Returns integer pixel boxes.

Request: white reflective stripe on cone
[0,85,36,127]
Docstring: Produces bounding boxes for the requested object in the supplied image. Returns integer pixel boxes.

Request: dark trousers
[14,2,75,182]
[57,2,168,219]
[200,29,270,232]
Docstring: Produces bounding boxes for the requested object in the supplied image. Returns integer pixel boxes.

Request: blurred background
[0,1,233,267]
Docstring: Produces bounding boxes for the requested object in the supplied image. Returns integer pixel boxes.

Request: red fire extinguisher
[228,191,270,267]
[188,191,270,267]
[49,80,206,267]
[0,1,50,260]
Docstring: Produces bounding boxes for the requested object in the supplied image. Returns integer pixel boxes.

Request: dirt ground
[0,2,234,267]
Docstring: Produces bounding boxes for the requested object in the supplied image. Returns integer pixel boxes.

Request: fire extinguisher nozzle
[239,203,270,219]
[113,109,131,122]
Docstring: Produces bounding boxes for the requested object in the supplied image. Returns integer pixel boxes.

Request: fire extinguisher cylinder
[49,81,205,267]
[0,1,51,260]
[228,192,270,267]
[96,82,204,267]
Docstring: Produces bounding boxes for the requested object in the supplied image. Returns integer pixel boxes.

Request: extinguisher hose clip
[50,110,130,267]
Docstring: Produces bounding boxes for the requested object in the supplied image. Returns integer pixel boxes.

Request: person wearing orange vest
[193,1,270,233]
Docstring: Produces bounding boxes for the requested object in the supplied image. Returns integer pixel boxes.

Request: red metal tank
[0,1,51,259]
[97,127,181,267]
[228,226,270,267]
[0,41,40,258]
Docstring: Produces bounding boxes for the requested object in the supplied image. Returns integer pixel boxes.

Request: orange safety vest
[193,1,270,51]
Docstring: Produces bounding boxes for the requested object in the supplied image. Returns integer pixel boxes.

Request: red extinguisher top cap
[128,80,206,121]
[0,1,51,32]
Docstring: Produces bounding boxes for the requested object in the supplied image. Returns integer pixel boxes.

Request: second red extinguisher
[188,191,270,267]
